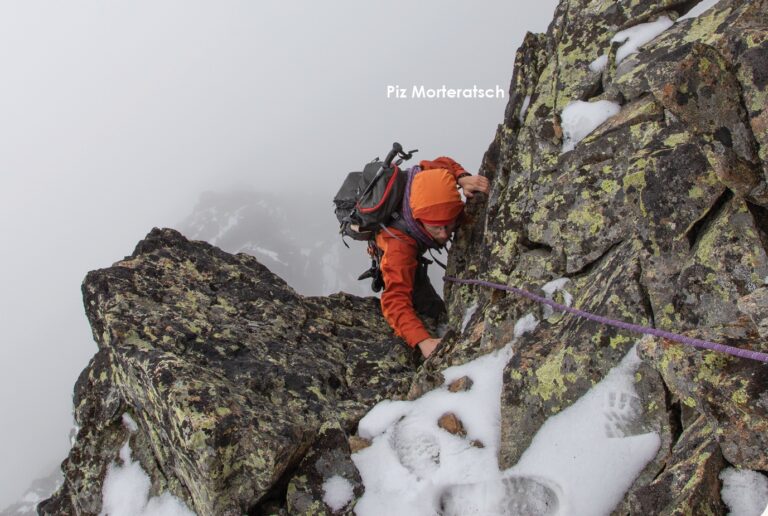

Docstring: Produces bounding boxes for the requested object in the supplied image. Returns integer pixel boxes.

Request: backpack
[333,142,417,242]
[333,143,445,292]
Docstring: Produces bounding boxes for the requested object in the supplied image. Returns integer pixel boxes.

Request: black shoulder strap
[390,216,431,256]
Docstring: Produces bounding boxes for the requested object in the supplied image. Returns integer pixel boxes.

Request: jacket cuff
[404,327,432,348]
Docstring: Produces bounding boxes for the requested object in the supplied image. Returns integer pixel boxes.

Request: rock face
[39,228,417,515]
[438,0,768,512]
[42,0,768,514]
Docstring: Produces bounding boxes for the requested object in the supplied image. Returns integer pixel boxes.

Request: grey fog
[0,0,558,508]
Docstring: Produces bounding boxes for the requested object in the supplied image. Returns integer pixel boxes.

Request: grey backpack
[333,142,417,243]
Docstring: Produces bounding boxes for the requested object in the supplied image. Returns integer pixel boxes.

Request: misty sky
[0,0,558,506]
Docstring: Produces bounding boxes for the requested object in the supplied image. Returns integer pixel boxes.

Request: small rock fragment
[448,376,474,393]
[348,436,372,454]
[438,413,467,437]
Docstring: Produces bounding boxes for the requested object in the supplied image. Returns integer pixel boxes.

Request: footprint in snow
[389,416,440,479]
[604,391,644,438]
[440,475,560,516]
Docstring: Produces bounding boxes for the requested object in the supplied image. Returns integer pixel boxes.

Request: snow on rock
[519,95,531,124]
[514,313,540,339]
[613,16,674,64]
[353,312,660,516]
[589,54,609,73]
[122,413,139,433]
[719,468,768,516]
[357,400,413,440]
[542,278,573,319]
[101,442,195,516]
[542,278,572,305]
[461,302,479,333]
[677,0,720,21]
[504,345,661,515]
[561,100,621,152]
[353,343,514,516]
[100,441,195,516]
[589,16,674,74]
[322,475,354,512]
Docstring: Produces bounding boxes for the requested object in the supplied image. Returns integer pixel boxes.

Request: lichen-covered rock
[286,421,362,515]
[41,228,417,515]
[738,287,768,338]
[37,349,129,515]
[40,0,768,513]
[442,0,768,511]
[638,317,768,471]
[625,415,727,515]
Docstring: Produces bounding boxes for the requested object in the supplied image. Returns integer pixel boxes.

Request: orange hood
[409,168,464,226]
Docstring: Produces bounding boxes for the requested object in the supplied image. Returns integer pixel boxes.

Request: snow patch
[505,346,660,515]
[542,278,573,319]
[519,96,531,124]
[122,413,139,433]
[590,16,674,74]
[542,278,572,305]
[358,400,412,440]
[71,424,82,446]
[353,342,514,516]
[677,0,720,21]
[100,441,195,516]
[561,100,621,152]
[589,54,608,73]
[613,16,674,64]
[461,302,479,333]
[251,245,286,265]
[514,313,540,339]
[322,475,354,512]
[353,310,660,516]
[208,206,246,246]
[720,468,768,516]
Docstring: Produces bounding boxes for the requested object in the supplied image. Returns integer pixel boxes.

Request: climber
[376,157,489,359]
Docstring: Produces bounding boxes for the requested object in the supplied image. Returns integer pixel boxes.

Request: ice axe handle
[383,142,403,167]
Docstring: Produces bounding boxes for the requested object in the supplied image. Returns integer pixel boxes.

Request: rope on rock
[443,275,768,364]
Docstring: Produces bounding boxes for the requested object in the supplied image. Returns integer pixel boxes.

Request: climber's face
[422,221,456,245]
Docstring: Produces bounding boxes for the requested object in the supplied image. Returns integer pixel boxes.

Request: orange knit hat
[409,169,464,226]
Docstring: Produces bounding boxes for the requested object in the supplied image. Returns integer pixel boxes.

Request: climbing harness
[443,275,768,364]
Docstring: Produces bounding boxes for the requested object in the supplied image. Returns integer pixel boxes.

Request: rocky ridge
[39,228,418,515]
[41,0,767,514]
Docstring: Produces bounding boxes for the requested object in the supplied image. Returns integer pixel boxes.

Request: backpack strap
[390,216,430,256]
[428,248,447,270]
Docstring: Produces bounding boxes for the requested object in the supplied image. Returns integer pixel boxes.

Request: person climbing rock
[376,157,489,358]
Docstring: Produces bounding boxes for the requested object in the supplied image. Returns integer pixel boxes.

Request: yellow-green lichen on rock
[43,228,419,515]
[444,0,768,508]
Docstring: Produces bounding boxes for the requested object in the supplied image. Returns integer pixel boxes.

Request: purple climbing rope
[443,275,768,364]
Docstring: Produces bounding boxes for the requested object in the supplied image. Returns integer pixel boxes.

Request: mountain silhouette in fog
[178,189,372,297]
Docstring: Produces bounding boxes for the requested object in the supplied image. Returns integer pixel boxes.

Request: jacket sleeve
[376,231,431,347]
[419,156,468,180]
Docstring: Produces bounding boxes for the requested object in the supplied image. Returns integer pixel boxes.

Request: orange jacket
[375,156,468,347]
